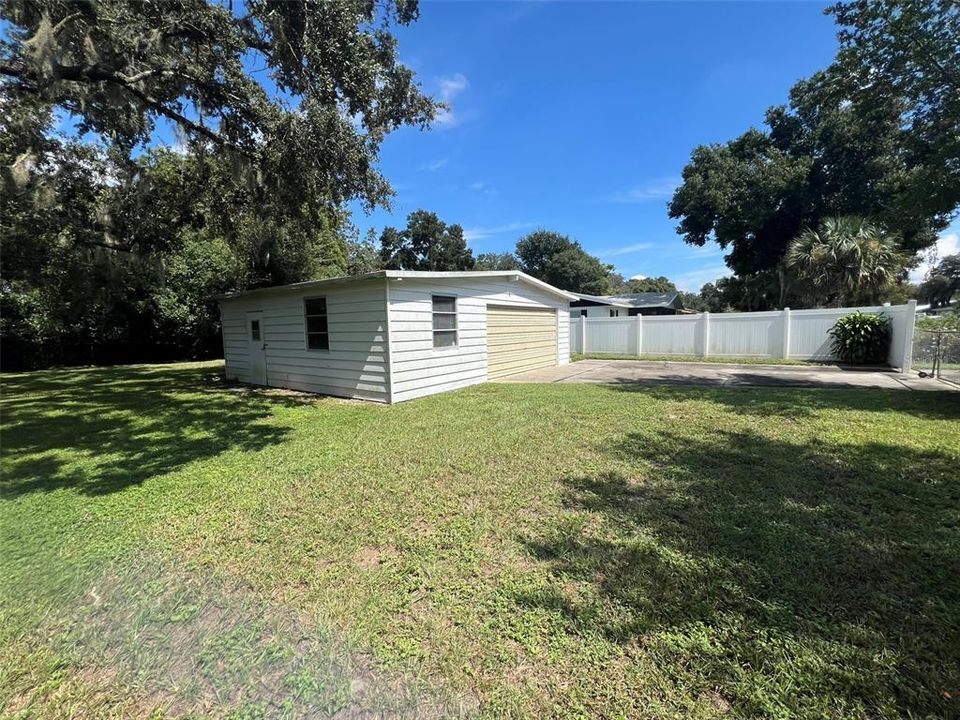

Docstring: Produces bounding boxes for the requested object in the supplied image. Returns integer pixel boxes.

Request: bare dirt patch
[354,545,400,570]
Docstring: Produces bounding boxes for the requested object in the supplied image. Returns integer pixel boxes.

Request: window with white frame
[432,295,457,348]
[304,297,329,350]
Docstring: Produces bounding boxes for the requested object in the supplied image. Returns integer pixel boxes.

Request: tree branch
[120,82,235,149]
[50,12,83,36]
[0,61,26,79]
[2,59,254,158]
[119,66,187,84]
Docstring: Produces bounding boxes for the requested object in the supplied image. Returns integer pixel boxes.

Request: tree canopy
[1,0,437,210]
[829,0,960,218]
[621,276,677,294]
[786,216,906,307]
[378,210,475,271]
[669,0,958,295]
[0,1,435,369]
[475,252,519,271]
[515,230,611,295]
[0,126,356,369]
[920,254,960,308]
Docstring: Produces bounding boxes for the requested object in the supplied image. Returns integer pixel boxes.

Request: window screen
[304,297,329,350]
[432,295,457,348]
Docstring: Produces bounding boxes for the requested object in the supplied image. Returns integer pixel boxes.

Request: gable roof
[215,270,578,302]
[570,291,682,309]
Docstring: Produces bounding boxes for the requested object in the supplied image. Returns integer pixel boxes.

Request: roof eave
[212,271,388,301]
[382,270,577,302]
[214,270,577,303]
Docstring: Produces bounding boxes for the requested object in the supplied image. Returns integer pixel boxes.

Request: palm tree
[786,216,905,307]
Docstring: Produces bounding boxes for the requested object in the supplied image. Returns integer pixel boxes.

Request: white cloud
[438,73,469,99]
[683,243,722,258]
[630,274,647,281]
[909,231,959,283]
[672,264,731,292]
[463,221,538,243]
[421,157,449,172]
[461,180,498,199]
[609,177,679,204]
[599,242,653,258]
[435,73,469,128]
[434,108,458,127]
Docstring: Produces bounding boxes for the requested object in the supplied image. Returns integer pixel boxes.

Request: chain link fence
[912,325,960,386]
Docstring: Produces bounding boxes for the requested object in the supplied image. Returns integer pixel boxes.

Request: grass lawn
[2,361,959,719]
[572,352,836,366]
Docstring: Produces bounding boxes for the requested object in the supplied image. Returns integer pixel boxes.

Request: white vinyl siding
[220,272,572,403]
[221,279,389,402]
[387,276,570,402]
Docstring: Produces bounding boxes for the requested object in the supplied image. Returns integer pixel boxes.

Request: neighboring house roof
[570,291,683,309]
[215,270,578,302]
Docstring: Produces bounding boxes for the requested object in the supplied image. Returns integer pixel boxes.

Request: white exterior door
[246,311,267,385]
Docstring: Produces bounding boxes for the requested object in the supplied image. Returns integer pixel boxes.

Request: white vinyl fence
[570,300,917,372]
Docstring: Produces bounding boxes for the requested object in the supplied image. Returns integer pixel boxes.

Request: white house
[216,270,574,403]
[570,291,689,317]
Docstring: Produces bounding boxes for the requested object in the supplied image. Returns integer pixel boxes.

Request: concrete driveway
[496,359,956,391]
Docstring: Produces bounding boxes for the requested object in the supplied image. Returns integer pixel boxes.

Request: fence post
[634,314,643,358]
[901,299,917,374]
[781,307,791,359]
[700,312,710,357]
[580,315,587,354]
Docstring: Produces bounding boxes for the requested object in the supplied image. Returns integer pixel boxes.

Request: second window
[432,295,457,348]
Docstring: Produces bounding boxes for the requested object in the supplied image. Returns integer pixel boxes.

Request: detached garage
[216,270,573,403]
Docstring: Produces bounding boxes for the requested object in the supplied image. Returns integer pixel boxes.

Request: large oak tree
[1,0,437,210]
[0,0,437,369]
[669,0,958,300]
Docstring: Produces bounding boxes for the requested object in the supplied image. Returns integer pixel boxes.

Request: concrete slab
[495,359,959,392]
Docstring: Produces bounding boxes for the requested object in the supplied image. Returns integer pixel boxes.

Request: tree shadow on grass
[518,428,960,717]
[606,381,960,421]
[1,364,298,497]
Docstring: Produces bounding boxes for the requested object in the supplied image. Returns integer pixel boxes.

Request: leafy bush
[916,310,960,332]
[828,311,891,365]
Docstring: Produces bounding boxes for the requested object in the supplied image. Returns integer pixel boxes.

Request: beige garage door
[487,305,558,379]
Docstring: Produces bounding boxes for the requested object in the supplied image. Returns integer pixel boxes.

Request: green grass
[572,352,833,366]
[2,361,959,719]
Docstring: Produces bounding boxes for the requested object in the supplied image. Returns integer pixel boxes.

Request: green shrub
[915,310,960,332]
[828,311,892,364]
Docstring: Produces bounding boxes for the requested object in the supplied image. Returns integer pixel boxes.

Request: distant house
[216,270,574,403]
[569,291,689,317]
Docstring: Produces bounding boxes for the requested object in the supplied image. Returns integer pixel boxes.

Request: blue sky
[348,1,852,290]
